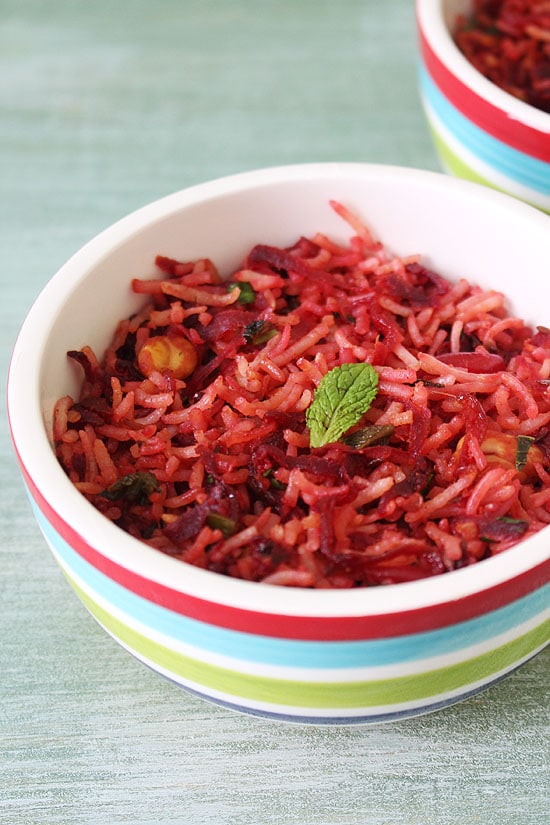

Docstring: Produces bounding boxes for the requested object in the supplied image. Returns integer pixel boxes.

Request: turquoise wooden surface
[1,2,548,823]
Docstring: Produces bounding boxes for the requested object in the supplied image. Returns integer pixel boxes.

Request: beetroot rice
[455,0,550,113]
[53,201,550,588]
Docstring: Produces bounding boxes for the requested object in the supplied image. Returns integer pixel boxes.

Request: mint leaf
[306,363,379,448]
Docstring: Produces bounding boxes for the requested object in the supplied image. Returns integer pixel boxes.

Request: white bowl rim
[7,161,550,619]
[416,0,550,135]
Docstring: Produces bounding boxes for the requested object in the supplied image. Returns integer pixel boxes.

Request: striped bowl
[7,163,550,724]
[416,0,550,213]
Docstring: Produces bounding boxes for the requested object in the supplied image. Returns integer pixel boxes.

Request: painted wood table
[1,1,548,823]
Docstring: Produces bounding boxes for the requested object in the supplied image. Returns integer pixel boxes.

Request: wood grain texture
[1,2,548,823]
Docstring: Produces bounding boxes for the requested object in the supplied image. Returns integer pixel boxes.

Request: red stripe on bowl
[418,26,550,164]
[21,461,550,642]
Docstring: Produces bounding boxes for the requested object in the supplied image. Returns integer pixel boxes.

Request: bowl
[416,0,550,213]
[7,163,550,724]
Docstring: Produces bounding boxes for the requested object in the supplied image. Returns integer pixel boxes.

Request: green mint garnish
[306,363,379,448]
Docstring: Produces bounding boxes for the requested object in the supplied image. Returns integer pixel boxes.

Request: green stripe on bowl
[67,572,550,710]
[429,126,550,215]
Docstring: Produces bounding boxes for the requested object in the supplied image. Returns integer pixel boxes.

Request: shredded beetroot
[436,351,506,372]
[53,202,550,588]
[455,1,550,113]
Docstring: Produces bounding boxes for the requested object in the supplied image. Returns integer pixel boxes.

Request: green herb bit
[262,468,286,490]
[333,312,355,324]
[341,424,394,449]
[420,472,435,499]
[101,471,160,505]
[205,512,237,537]
[479,516,529,543]
[515,435,535,471]
[228,281,256,304]
[305,363,379,448]
[243,319,278,346]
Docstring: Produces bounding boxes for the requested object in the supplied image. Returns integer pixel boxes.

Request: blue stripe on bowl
[418,64,550,195]
[32,500,549,670]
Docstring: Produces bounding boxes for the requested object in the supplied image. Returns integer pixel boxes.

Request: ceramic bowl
[416,0,550,213]
[7,163,550,724]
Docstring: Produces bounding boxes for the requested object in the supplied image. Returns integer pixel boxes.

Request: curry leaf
[341,423,394,449]
[515,435,535,471]
[205,512,237,537]
[243,319,277,346]
[101,471,160,504]
[306,363,379,448]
